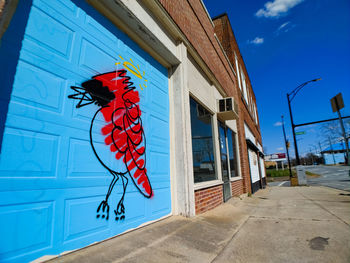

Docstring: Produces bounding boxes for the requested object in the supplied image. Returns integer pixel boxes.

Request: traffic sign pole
[331,93,349,166]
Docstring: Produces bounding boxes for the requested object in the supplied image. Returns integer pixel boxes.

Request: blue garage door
[0,0,171,262]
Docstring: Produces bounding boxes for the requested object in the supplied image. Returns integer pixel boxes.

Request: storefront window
[189,97,216,183]
[227,129,239,177]
[218,122,229,182]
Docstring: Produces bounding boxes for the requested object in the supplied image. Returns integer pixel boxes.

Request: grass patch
[266,169,296,177]
[305,171,320,177]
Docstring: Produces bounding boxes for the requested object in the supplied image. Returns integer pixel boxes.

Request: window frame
[189,96,218,185]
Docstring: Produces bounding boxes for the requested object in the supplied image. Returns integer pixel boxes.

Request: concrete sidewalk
[46,186,350,263]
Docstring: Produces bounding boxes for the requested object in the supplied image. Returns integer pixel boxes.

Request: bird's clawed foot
[114,202,125,221]
[97,200,109,220]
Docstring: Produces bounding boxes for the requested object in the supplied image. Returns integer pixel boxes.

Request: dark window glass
[218,122,229,182]
[219,99,225,112]
[190,97,216,183]
[226,98,232,111]
[227,129,238,177]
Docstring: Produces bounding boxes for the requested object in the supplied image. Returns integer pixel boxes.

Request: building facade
[213,13,266,192]
[0,1,264,262]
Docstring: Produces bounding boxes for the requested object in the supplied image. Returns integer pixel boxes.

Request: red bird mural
[68,69,152,220]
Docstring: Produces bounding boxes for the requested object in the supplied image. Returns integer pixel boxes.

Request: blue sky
[204,0,350,157]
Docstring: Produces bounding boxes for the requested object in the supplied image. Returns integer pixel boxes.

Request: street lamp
[281,115,292,178]
[287,78,321,165]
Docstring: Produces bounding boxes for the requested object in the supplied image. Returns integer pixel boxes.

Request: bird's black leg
[97,172,119,220]
[115,173,128,221]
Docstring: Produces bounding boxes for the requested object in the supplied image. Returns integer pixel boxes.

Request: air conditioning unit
[217,97,239,120]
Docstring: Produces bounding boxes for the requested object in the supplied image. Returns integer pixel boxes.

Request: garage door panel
[0,200,54,259]
[0,127,59,177]
[0,0,171,261]
[84,15,119,46]
[12,60,66,113]
[63,195,109,243]
[150,188,171,215]
[36,0,79,23]
[79,38,117,73]
[26,6,74,60]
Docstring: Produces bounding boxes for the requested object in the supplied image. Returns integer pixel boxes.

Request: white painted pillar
[169,42,195,217]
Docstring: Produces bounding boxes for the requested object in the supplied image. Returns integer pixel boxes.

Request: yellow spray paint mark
[115,55,147,90]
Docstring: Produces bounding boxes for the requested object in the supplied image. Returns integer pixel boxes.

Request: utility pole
[331,93,350,166]
[336,107,349,166]
[309,148,314,165]
[281,115,292,178]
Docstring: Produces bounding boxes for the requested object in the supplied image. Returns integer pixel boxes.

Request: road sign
[295,131,306,135]
[331,93,344,113]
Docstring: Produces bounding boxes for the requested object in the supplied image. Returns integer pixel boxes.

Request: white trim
[87,0,179,68]
[194,180,223,191]
[234,53,242,90]
[213,113,222,182]
[199,0,215,27]
[234,128,242,178]
[230,176,243,182]
[244,123,256,144]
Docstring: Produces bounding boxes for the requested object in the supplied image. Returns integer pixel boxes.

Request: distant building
[265,153,287,169]
[321,142,347,164]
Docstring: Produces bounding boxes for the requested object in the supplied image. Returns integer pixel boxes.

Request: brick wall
[159,1,264,207]
[231,179,244,196]
[213,14,265,194]
[194,185,223,214]
[213,14,262,143]
[158,0,238,100]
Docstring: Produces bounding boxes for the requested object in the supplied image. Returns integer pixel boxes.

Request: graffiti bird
[68,70,152,220]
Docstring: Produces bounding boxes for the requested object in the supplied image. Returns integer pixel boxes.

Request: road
[267,165,350,191]
[305,165,350,192]
[268,180,291,187]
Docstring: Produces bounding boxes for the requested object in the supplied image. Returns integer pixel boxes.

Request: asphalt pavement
[267,165,350,191]
[43,186,350,263]
[305,165,350,192]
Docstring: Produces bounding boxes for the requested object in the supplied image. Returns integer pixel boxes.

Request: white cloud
[248,37,264,45]
[277,147,284,151]
[275,21,296,35]
[278,21,290,30]
[256,0,304,18]
[274,121,282,126]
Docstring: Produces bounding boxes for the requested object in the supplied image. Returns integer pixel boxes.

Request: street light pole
[287,93,299,165]
[281,115,292,179]
[287,78,321,165]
